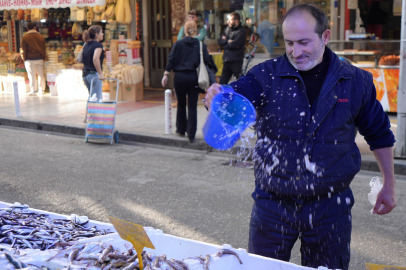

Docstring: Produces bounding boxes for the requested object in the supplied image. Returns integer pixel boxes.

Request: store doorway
[147,0,173,89]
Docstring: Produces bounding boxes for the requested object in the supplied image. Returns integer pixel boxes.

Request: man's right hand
[222,36,226,39]
[205,83,221,109]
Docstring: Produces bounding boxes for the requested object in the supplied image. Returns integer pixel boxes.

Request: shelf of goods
[0,201,317,270]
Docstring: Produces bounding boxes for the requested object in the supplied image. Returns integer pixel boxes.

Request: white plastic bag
[89,93,98,102]
[368,176,384,213]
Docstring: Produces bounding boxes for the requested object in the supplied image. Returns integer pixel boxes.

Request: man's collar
[24,30,40,35]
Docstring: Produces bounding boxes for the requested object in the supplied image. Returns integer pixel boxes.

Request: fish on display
[0,204,112,251]
[215,248,243,264]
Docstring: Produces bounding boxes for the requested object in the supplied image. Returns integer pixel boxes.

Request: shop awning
[0,0,105,10]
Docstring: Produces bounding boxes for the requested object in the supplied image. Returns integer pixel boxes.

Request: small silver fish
[216,249,243,264]
[98,244,113,263]
[68,248,79,264]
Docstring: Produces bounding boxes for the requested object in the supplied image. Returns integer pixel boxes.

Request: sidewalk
[1,90,405,175]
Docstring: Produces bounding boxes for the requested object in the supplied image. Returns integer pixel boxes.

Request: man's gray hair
[282,3,329,38]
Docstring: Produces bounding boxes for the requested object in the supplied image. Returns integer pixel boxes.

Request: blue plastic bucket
[203,85,256,150]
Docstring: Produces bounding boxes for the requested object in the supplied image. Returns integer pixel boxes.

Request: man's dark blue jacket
[230,47,395,197]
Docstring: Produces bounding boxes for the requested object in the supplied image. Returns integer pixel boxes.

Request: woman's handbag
[77,43,85,63]
[197,41,209,89]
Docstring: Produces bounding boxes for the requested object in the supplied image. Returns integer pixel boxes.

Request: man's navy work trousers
[248,187,354,270]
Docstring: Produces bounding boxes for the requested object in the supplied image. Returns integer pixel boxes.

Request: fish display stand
[0,201,316,270]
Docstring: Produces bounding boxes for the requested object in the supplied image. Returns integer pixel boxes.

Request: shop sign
[0,0,104,9]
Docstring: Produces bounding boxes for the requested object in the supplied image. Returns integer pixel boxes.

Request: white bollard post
[13,81,21,117]
[165,89,172,134]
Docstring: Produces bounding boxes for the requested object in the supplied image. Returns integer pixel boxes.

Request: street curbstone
[1,117,406,176]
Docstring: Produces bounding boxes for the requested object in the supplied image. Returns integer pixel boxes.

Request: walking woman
[82,25,105,101]
[162,21,210,143]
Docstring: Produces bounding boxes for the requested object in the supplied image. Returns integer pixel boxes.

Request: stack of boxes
[108,38,144,102]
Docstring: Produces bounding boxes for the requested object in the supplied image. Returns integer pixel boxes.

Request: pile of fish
[43,241,243,270]
[0,203,112,250]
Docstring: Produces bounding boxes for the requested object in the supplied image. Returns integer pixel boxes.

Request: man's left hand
[373,183,396,215]
[228,40,233,43]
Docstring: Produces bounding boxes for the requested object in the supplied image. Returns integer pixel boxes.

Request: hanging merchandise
[70,7,77,21]
[93,6,103,22]
[17,9,24,20]
[39,8,46,20]
[105,4,115,19]
[100,11,107,21]
[87,7,94,25]
[77,7,86,21]
[31,8,40,22]
[3,10,10,21]
[115,0,131,24]
[10,10,17,21]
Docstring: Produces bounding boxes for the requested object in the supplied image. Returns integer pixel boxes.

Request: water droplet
[328,192,331,198]
[346,197,351,205]
[293,93,297,97]
[337,197,341,205]
[300,112,305,116]
[334,140,337,145]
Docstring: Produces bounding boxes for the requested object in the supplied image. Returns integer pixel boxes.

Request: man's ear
[323,29,331,45]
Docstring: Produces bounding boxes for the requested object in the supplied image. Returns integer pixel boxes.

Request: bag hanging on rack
[197,41,209,90]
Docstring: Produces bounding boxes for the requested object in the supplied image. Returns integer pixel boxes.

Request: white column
[395,0,406,158]
[165,89,172,134]
[13,81,21,117]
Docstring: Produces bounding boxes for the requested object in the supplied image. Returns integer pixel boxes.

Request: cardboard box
[102,81,110,91]
[121,84,136,101]
[121,81,143,102]
[109,81,123,101]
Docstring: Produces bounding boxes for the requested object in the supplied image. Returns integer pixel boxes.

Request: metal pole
[13,81,21,117]
[164,89,172,134]
[395,0,406,158]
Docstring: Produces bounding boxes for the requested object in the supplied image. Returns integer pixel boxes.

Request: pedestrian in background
[162,21,210,143]
[257,11,275,53]
[218,12,246,84]
[20,22,46,96]
[82,25,105,101]
[245,33,268,54]
[177,9,206,42]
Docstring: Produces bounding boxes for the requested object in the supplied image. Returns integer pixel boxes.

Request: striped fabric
[86,102,116,140]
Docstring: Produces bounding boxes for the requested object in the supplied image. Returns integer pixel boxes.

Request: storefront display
[328,40,400,112]
[0,0,144,102]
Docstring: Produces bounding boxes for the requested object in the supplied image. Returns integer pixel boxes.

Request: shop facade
[0,0,144,101]
[175,0,400,112]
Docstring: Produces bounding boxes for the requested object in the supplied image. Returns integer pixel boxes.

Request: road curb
[1,117,406,176]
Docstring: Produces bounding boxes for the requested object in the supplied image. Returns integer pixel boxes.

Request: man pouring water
[205,4,396,270]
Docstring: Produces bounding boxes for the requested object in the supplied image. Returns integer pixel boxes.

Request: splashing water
[304,154,317,174]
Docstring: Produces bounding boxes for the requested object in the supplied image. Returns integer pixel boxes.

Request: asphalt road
[0,126,404,269]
